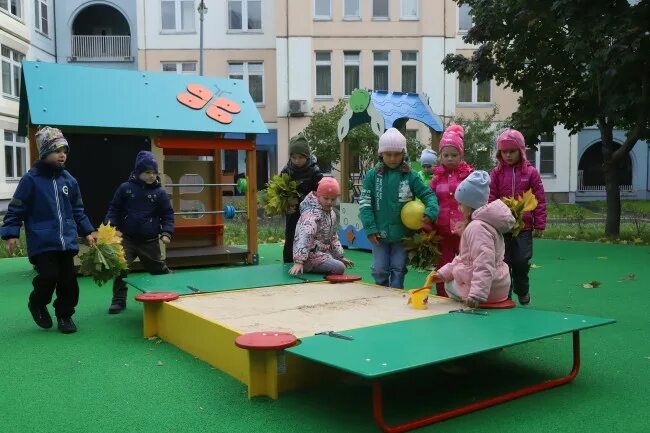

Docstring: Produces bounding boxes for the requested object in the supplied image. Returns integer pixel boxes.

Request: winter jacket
[359,162,439,243]
[104,173,174,241]
[1,161,94,258]
[488,162,547,231]
[430,161,473,235]
[292,192,344,266]
[280,156,324,202]
[417,170,433,185]
[437,200,516,303]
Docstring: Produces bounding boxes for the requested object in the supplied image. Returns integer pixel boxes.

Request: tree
[449,106,505,171]
[443,0,649,236]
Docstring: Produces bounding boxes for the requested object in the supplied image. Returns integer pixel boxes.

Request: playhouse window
[401,51,417,93]
[458,4,473,33]
[344,0,360,19]
[0,0,21,19]
[161,61,197,75]
[457,77,491,104]
[400,0,418,20]
[373,51,389,91]
[314,0,331,20]
[344,51,360,96]
[161,0,195,32]
[373,0,389,19]
[228,0,262,31]
[4,130,26,179]
[315,52,332,97]
[1,46,24,98]
[229,62,264,104]
[34,0,48,35]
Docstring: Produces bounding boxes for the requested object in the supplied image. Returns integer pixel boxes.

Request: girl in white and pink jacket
[431,171,516,308]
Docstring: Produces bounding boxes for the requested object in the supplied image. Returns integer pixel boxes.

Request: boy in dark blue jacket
[104,151,174,314]
[1,127,96,334]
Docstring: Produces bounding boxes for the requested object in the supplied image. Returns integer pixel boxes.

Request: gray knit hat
[455,170,491,209]
[36,126,69,159]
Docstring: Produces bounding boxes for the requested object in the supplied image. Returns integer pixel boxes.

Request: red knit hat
[316,177,340,197]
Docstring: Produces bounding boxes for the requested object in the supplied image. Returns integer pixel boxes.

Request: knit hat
[316,177,340,197]
[134,151,159,174]
[378,128,406,155]
[455,170,491,210]
[36,126,69,159]
[438,131,464,156]
[289,133,311,157]
[419,148,437,166]
[445,124,465,139]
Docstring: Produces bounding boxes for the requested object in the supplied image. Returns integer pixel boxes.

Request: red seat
[134,292,180,303]
[479,299,516,309]
[235,331,298,351]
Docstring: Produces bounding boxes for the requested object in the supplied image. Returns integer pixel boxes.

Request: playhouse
[18,61,265,267]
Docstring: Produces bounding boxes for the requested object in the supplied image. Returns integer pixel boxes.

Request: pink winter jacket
[437,200,516,303]
[293,192,344,266]
[429,161,473,235]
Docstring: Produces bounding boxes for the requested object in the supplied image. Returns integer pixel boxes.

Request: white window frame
[0,0,22,19]
[457,77,492,105]
[161,0,195,33]
[343,0,360,20]
[458,3,473,33]
[315,51,332,99]
[533,134,556,177]
[2,46,24,99]
[372,0,389,20]
[343,51,360,97]
[373,51,389,91]
[401,51,418,93]
[313,0,331,20]
[400,0,418,20]
[228,61,265,105]
[34,0,49,35]
[227,0,262,32]
[4,130,27,180]
[161,61,197,75]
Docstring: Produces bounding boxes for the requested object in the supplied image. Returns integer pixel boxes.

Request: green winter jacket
[417,170,433,185]
[359,162,439,243]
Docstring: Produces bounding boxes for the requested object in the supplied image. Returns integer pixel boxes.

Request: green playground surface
[0,240,648,433]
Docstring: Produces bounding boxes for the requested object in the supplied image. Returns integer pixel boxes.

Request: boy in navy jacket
[104,151,174,314]
[1,127,95,334]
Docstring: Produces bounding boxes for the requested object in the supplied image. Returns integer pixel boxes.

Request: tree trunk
[599,122,621,237]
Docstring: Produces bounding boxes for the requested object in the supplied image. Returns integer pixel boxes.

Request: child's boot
[109,278,128,314]
[57,316,77,334]
[28,301,53,329]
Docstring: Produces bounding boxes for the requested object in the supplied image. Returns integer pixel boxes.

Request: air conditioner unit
[288,99,308,117]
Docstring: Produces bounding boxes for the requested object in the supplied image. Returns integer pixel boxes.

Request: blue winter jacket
[1,161,95,258]
[104,174,174,241]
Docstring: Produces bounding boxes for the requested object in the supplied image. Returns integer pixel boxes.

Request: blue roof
[18,61,268,136]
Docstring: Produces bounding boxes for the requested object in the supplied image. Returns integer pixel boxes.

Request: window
[373,0,389,19]
[314,0,331,20]
[525,133,555,176]
[344,0,360,19]
[457,77,491,104]
[458,3,472,32]
[161,62,197,75]
[373,51,389,91]
[0,0,21,19]
[34,0,48,35]
[229,62,264,104]
[228,0,262,31]
[315,52,332,98]
[4,131,27,179]
[161,0,195,32]
[344,51,360,96]
[401,51,417,93]
[400,0,418,19]
[2,46,24,98]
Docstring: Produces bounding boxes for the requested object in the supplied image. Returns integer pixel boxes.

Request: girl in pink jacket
[488,129,547,305]
[429,125,473,297]
[432,171,516,307]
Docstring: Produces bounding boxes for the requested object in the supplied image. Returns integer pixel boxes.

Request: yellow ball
[401,200,425,230]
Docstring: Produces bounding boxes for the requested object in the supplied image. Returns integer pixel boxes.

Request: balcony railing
[577,169,633,192]
[70,35,132,62]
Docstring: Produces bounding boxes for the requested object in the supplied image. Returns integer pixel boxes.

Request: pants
[304,256,346,275]
[371,241,408,289]
[30,251,79,318]
[112,236,169,304]
[435,233,460,297]
[444,280,463,301]
[504,230,533,297]
[283,211,300,263]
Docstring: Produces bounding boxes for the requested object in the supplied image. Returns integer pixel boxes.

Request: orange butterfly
[177,83,241,124]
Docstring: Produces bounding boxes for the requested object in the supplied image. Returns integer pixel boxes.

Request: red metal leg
[372,331,581,433]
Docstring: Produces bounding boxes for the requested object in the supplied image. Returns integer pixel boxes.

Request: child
[281,132,323,263]
[104,151,174,314]
[1,127,96,334]
[429,126,473,296]
[488,129,547,305]
[359,128,439,289]
[289,178,353,275]
[431,171,516,307]
[417,148,438,184]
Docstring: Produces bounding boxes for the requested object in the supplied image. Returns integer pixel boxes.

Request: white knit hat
[455,170,491,209]
[378,128,406,155]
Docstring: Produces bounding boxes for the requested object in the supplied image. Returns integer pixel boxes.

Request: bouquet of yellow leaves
[501,189,538,237]
[403,229,443,271]
[79,223,128,286]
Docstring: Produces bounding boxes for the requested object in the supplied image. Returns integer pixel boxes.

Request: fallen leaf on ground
[619,274,636,282]
[530,264,541,269]
[565,235,575,240]
[582,280,601,289]
[157,361,164,366]
[596,256,608,260]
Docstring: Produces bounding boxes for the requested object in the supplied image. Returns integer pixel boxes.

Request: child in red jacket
[488,129,547,305]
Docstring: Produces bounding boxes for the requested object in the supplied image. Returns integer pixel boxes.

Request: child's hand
[287,205,297,214]
[85,233,97,248]
[342,258,354,268]
[534,229,544,238]
[421,215,433,225]
[367,234,380,245]
[464,297,481,309]
[289,263,304,275]
[161,235,171,245]
[5,238,18,255]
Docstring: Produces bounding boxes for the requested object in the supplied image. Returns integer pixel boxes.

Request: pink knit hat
[378,128,406,155]
[445,124,465,139]
[497,128,525,151]
[316,177,340,197]
[438,131,464,156]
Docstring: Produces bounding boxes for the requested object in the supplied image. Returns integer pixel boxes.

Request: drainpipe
[286,0,291,152]
[198,0,208,76]
[52,0,58,62]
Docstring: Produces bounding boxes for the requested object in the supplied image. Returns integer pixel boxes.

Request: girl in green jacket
[359,128,439,288]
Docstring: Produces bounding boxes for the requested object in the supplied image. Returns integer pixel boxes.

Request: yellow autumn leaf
[520,189,538,212]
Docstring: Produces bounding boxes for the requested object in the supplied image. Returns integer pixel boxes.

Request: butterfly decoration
[177,83,241,124]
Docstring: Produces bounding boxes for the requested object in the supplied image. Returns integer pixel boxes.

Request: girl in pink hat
[429,126,473,297]
[290,178,354,275]
[488,128,547,305]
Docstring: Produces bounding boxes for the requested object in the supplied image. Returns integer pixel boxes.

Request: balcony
[70,35,133,62]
